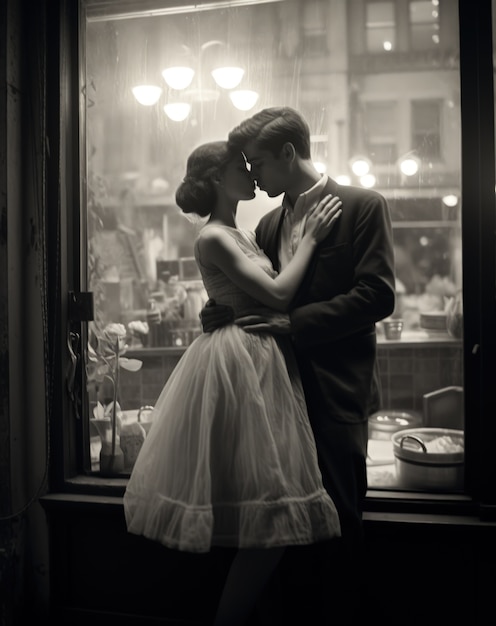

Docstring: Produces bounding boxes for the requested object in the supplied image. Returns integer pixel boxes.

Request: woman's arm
[197,196,342,312]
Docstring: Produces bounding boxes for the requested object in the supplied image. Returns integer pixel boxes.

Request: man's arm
[235,309,291,334]
[289,192,396,347]
[240,191,395,343]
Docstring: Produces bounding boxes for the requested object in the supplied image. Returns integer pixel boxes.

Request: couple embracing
[124,106,396,625]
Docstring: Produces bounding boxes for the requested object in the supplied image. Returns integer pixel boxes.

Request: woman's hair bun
[175,141,236,218]
[175,177,214,218]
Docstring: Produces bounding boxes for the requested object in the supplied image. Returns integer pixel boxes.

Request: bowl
[368,410,422,440]
[392,427,464,491]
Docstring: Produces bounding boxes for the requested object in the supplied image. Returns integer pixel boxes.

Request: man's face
[243,140,290,198]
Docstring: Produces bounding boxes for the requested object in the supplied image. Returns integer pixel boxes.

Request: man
[202,106,396,624]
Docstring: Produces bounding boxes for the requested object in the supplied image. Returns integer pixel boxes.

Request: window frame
[48,0,496,520]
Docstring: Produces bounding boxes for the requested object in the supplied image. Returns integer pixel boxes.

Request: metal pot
[392,428,464,492]
[368,410,422,441]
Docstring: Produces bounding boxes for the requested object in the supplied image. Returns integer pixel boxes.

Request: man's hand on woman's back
[199,299,235,333]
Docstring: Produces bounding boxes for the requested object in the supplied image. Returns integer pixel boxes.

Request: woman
[123,140,342,625]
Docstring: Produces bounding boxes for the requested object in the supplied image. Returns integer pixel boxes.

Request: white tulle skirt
[123,325,341,553]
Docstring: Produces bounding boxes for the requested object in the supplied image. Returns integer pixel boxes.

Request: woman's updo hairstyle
[176,140,237,218]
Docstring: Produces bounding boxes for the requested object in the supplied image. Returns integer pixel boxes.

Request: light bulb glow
[164,102,191,121]
[314,161,327,174]
[162,67,195,90]
[132,85,162,106]
[211,66,245,89]
[360,174,376,188]
[229,90,259,111]
[442,194,458,207]
[350,157,371,177]
[336,175,351,186]
[399,157,420,176]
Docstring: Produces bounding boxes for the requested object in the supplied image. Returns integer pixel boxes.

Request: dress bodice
[194,226,277,318]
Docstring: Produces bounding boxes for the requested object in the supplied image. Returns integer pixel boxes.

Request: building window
[366,1,396,52]
[411,99,442,159]
[409,0,440,50]
[363,101,398,163]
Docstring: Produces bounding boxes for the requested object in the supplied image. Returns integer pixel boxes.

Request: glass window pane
[83,0,463,495]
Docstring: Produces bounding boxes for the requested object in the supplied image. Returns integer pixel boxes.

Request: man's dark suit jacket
[254,175,395,623]
[255,176,396,431]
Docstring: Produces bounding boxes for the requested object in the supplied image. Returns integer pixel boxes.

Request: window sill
[46,475,485,521]
[39,488,495,530]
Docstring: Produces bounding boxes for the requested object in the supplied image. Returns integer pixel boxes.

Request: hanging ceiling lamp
[161,66,195,90]
[163,102,192,122]
[229,89,259,111]
[131,85,163,106]
[211,66,244,90]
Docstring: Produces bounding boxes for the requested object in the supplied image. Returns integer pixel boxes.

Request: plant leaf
[119,357,143,372]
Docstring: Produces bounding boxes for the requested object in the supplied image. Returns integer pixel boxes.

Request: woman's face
[220,152,256,202]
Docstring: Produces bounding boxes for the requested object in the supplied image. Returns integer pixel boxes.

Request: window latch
[68,291,94,322]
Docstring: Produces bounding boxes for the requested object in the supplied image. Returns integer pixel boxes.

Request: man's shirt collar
[282,175,328,222]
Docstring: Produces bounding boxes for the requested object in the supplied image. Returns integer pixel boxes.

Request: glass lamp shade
[229,89,259,111]
[162,66,195,90]
[211,66,244,89]
[132,85,162,106]
[164,102,191,121]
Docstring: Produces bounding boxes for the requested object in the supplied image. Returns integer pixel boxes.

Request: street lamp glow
[442,194,458,207]
[350,157,371,177]
[399,157,420,176]
[360,174,376,188]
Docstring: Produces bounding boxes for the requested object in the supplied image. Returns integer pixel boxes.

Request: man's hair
[228,107,312,159]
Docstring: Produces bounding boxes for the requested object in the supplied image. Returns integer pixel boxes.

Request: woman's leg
[213,546,285,626]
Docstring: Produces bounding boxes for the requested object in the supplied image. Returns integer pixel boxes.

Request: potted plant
[86,322,147,475]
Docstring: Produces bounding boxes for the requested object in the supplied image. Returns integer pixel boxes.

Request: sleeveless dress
[123,225,341,553]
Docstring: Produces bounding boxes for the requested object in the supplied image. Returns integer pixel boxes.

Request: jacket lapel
[258,177,338,273]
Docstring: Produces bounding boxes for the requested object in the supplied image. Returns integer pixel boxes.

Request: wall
[0,0,51,621]
[41,495,496,626]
